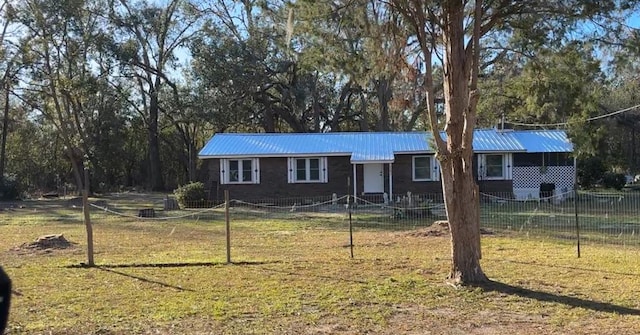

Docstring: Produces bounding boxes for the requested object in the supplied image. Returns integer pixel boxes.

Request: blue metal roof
[511,130,573,153]
[471,129,525,152]
[198,129,572,162]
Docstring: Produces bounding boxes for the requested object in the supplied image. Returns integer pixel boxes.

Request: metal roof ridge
[213,131,432,137]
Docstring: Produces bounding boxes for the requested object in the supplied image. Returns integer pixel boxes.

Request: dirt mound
[18,234,76,251]
[407,221,494,237]
[408,221,450,237]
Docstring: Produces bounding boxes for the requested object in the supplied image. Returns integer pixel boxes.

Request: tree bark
[376,78,392,131]
[359,91,369,131]
[439,0,487,285]
[82,167,94,266]
[0,79,9,178]
[440,159,485,284]
[148,87,164,191]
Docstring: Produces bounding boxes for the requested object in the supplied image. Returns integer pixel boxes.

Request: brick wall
[205,156,354,200]
[201,153,513,201]
[477,180,513,194]
[391,155,442,195]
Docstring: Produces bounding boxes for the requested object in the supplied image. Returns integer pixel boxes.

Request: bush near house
[577,157,606,189]
[173,182,206,208]
[602,172,626,190]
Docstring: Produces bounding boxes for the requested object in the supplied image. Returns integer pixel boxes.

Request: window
[479,154,512,180]
[288,157,327,183]
[413,156,433,181]
[485,154,504,178]
[220,158,260,184]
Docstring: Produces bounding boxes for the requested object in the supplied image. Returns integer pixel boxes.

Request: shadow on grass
[67,260,279,269]
[493,259,640,277]
[64,261,282,292]
[476,280,640,315]
[95,267,195,292]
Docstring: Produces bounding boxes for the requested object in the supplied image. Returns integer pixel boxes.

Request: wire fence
[7,190,639,265]
[479,191,640,246]
[86,190,640,247]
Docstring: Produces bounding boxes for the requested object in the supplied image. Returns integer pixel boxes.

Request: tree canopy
[0,0,637,200]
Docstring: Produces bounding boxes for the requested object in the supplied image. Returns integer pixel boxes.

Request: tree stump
[163,197,179,210]
[138,208,155,218]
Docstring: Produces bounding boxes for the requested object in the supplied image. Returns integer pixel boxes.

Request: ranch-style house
[198,129,574,202]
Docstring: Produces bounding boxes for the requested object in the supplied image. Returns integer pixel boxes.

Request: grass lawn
[1,196,640,334]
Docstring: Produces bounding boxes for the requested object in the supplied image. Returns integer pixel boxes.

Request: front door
[363,163,384,193]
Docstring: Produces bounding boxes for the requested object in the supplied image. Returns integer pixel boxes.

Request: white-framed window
[220,158,260,184]
[479,153,512,180]
[413,155,437,181]
[288,157,328,183]
[485,154,504,178]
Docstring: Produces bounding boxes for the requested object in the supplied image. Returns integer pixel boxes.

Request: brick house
[198,129,574,201]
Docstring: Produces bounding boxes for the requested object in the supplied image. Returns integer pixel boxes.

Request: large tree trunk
[148,88,164,191]
[0,80,9,178]
[376,78,392,131]
[440,0,487,285]
[359,91,369,131]
[262,107,276,133]
[441,158,485,284]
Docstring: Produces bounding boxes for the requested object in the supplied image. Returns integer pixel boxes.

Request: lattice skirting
[512,166,575,200]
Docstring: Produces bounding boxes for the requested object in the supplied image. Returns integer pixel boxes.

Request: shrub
[0,175,19,200]
[577,157,606,189]
[173,182,206,208]
[601,172,626,190]
[0,175,21,200]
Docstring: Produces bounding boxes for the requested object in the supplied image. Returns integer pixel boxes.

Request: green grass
[2,197,640,334]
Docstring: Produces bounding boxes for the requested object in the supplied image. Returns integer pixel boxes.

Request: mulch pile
[15,234,76,252]
[407,220,494,237]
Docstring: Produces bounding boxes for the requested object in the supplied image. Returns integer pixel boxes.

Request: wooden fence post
[348,177,353,259]
[83,168,95,266]
[225,190,231,264]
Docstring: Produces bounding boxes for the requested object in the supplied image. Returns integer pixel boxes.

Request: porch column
[388,163,393,203]
[353,164,357,205]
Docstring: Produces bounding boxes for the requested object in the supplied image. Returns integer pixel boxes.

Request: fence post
[574,179,581,258]
[225,190,231,264]
[82,167,95,266]
[348,177,353,259]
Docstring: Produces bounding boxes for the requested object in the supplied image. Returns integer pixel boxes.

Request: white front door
[363,164,384,193]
